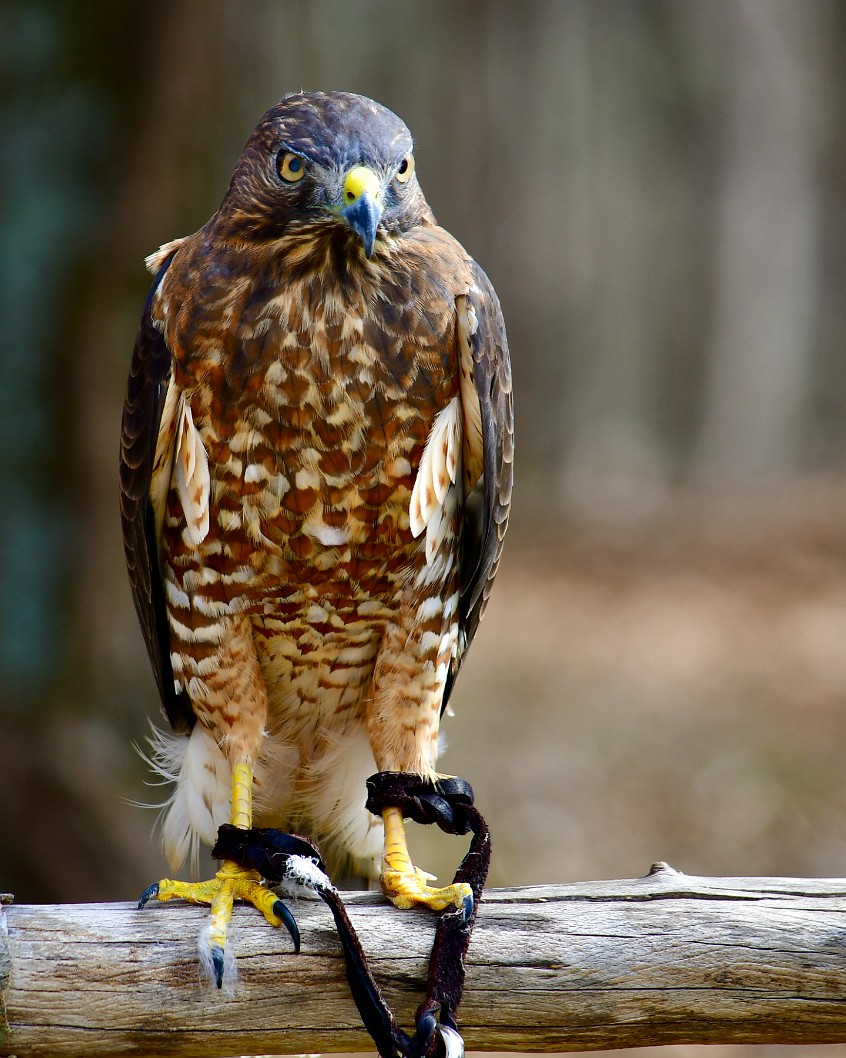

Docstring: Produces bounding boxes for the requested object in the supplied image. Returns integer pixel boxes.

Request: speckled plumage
[120,91,513,879]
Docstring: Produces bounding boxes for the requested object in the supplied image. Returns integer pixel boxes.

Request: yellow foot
[381,865,473,916]
[380,803,473,917]
[138,859,298,987]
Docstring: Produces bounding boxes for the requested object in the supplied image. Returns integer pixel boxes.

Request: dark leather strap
[214,772,491,1058]
[365,772,492,1053]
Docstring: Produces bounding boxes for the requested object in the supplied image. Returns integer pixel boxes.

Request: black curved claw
[137,882,159,910]
[273,899,301,954]
[461,890,474,924]
[211,944,225,989]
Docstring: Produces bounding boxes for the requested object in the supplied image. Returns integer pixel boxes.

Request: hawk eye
[395,154,415,184]
[277,151,306,183]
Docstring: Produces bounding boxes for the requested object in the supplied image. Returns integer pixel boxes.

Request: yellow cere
[344,165,381,205]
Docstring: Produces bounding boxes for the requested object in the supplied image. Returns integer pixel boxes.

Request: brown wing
[443,261,514,710]
[119,254,194,733]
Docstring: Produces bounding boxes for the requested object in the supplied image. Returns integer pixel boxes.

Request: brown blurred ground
[445,482,846,889]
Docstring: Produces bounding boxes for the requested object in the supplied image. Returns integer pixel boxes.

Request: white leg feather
[198,919,239,995]
[143,723,230,873]
[299,726,383,878]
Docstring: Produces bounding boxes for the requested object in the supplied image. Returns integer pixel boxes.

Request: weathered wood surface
[4,864,846,1057]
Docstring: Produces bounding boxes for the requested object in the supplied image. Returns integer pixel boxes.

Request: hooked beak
[340,166,382,258]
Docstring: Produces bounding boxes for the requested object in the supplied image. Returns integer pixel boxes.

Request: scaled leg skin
[368,608,473,917]
[138,761,298,987]
[380,804,473,917]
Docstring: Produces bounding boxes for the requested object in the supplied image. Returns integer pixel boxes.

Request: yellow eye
[278,151,306,183]
[395,154,415,184]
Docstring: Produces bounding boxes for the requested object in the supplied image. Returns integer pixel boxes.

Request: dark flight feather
[119,254,194,733]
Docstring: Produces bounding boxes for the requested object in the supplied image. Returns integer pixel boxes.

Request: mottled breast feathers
[119,90,513,737]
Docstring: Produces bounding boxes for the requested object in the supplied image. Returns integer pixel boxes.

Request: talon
[138,882,159,909]
[272,898,301,954]
[211,944,225,990]
[140,860,287,952]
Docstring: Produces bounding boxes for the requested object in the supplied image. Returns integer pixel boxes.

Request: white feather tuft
[176,397,210,547]
[438,1024,465,1058]
[145,236,188,275]
[252,732,299,821]
[284,854,335,895]
[141,723,230,873]
[198,920,240,996]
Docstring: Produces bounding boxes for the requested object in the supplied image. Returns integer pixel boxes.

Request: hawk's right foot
[138,859,299,988]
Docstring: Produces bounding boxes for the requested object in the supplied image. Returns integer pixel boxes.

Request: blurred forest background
[2,1,846,1055]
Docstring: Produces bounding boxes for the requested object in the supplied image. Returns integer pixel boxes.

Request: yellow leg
[230,760,252,828]
[380,805,472,913]
[139,760,297,985]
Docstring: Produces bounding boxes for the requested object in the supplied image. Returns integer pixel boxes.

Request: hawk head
[217,91,434,257]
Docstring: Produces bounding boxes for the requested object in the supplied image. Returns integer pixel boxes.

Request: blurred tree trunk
[694,0,830,480]
[559,1,676,519]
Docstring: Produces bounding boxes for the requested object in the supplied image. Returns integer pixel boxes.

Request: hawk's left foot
[138,859,299,987]
[381,805,473,918]
[382,865,473,917]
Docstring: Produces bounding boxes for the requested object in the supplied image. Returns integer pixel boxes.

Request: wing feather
[409,395,461,538]
[175,396,210,547]
[119,252,194,733]
[443,263,514,710]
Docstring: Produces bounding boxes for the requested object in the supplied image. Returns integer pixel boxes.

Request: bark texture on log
[4,865,846,1057]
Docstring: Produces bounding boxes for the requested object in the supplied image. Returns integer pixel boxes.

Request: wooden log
[4,863,846,1057]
